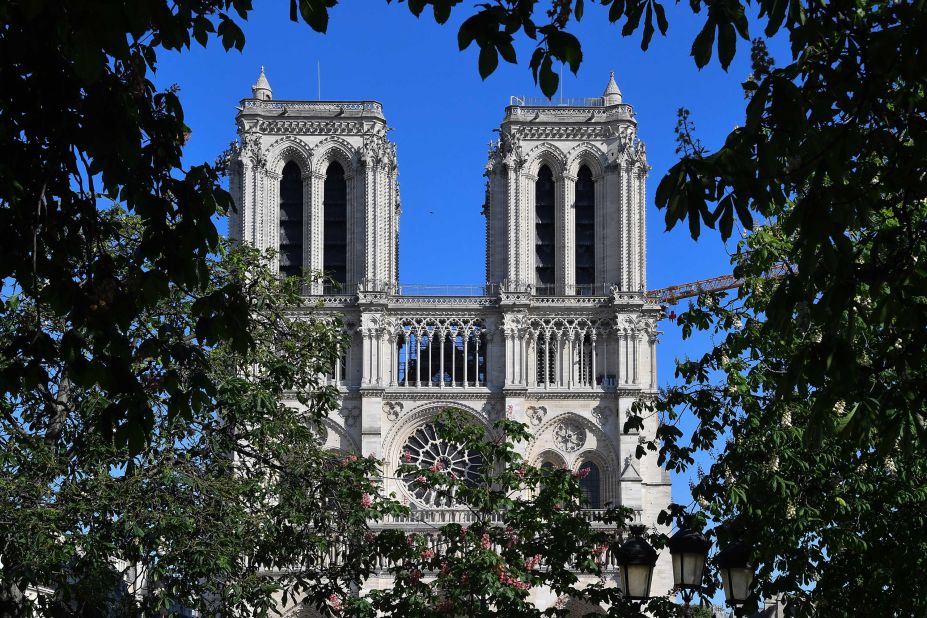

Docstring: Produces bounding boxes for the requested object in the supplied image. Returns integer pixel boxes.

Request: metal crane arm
[647,264,789,306]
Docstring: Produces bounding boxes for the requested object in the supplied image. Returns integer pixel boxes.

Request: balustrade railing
[305,509,642,573]
[509,96,606,107]
[297,281,621,299]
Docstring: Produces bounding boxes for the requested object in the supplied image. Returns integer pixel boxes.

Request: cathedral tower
[484,72,649,296]
[228,68,400,294]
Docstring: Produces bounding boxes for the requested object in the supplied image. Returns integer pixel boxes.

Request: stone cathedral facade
[229,68,672,612]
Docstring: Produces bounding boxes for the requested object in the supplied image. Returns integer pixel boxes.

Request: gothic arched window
[536,332,556,386]
[323,161,348,287]
[575,165,595,294]
[535,165,556,294]
[579,461,601,509]
[279,161,303,278]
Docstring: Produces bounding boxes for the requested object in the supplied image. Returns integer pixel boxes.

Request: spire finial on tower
[252,66,272,101]
[603,71,622,106]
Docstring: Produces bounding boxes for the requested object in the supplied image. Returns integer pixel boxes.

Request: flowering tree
[0,212,406,615]
[323,409,679,618]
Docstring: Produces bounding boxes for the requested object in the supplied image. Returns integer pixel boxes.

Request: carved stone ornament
[383,401,404,421]
[339,406,360,428]
[554,420,586,452]
[482,401,504,420]
[526,405,547,426]
[591,405,612,426]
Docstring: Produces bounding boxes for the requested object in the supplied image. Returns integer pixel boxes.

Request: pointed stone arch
[266,137,314,177]
[533,448,567,468]
[312,137,358,178]
[528,412,620,505]
[525,142,567,178]
[321,416,360,453]
[565,143,606,180]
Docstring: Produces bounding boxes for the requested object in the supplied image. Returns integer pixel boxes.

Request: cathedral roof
[603,71,622,105]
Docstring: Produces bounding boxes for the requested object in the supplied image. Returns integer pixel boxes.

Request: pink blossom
[409,568,422,584]
[360,492,373,508]
[439,560,450,576]
[460,526,468,539]
[525,554,542,570]
[415,475,428,484]
[402,450,412,463]
[480,532,491,550]
[496,564,531,590]
[429,461,444,473]
[421,549,434,560]
[341,454,357,465]
[573,466,591,479]
[327,593,342,611]
[514,466,527,479]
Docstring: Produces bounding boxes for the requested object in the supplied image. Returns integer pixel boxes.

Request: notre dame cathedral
[228,67,672,613]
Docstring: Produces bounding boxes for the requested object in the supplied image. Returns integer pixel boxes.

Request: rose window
[402,423,483,507]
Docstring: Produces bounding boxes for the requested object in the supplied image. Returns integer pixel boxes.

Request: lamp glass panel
[622,564,654,600]
[721,567,754,604]
[673,552,706,587]
[731,567,754,603]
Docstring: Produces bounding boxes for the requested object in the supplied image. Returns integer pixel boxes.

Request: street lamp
[668,526,711,613]
[716,540,754,616]
[617,525,658,602]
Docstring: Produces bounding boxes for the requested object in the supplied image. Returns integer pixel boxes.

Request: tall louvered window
[323,161,348,287]
[575,165,595,295]
[278,161,303,278]
[535,165,556,294]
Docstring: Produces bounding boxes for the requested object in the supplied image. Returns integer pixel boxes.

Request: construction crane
[646,264,789,314]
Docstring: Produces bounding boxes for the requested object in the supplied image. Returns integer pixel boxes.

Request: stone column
[595,171,607,290]
[309,170,325,294]
[562,172,576,295]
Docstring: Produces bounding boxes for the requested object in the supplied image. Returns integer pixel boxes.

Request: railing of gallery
[394,318,488,388]
[311,509,642,572]
[375,508,641,528]
[311,283,501,296]
[509,96,606,107]
[309,282,617,298]
[394,284,499,296]
[532,283,613,297]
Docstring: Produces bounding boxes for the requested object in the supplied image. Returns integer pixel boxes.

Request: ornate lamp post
[617,525,658,604]
[668,526,711,616]
[716,540,754,617]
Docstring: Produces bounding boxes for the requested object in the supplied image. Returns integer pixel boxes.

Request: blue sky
[154,2,787,509]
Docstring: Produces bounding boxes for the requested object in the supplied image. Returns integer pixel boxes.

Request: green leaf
[641,3,655,50]
[478,44,499,79]
[547,30,583,73]
[718,22,736,69]
[654,1,669,34]
[538,53,559,97]
[691,18,716,68]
